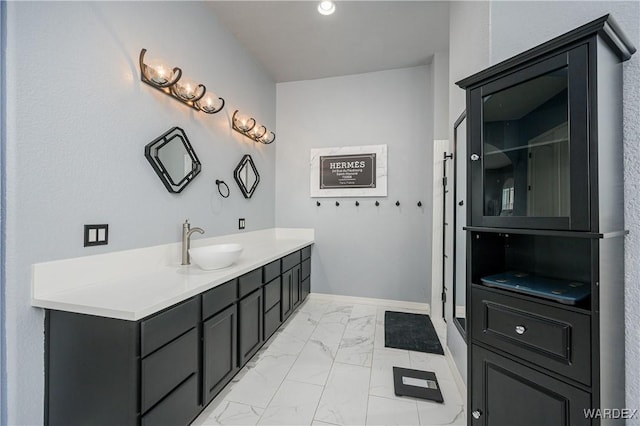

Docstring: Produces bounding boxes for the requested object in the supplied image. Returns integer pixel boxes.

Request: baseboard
[308,292,430,313]
[443,344,467,401]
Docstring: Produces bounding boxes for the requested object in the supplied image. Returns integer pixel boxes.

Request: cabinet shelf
[464,225,625,239]
[484,137,568,157]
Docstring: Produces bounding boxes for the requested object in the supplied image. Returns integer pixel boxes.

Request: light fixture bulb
[201,93,217,109]
[317,0,335,15]
[175,78,198,100]
[235,113,252,131]
[147,59,173,85]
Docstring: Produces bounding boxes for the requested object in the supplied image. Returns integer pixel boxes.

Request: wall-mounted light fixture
[231,110,276,144]
[139,48,225,114]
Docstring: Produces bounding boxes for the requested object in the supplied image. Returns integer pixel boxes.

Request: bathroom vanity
[32,229,313,426]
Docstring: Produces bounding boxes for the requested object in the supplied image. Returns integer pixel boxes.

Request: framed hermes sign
[310,144,387,197]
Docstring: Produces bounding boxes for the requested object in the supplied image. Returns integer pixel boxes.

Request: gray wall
[489,1,640,419]
[446,0,491,386]
[0,1,6,422]
[275,66,433,303]
[4,2,276,423]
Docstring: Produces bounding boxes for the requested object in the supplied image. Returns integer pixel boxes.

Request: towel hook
[215,179,230,198]
[316,201,321,206]
[417,201,422,207]
[355,201,360,207]
[396,201,400,206]
[375,201,380,206]
[335,201,340,207]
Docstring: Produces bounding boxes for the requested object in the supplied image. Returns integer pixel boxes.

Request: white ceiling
[208,1,450,83]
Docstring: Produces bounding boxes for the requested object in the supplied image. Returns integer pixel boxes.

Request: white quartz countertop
[31,228,314,321]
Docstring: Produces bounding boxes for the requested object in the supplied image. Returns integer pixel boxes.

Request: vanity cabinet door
[282,269,292,321]
[238,289,263,366]
[291,264,301,308]
[203,305,238,405]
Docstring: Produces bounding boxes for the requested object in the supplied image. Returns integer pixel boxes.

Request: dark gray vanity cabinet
[45,296,201,426]
[457,15,634,426]
[45,245,313,426]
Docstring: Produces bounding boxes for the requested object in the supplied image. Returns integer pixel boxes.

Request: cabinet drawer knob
[472,410,483,419]
[470,154,480,161]
[515,325,527,335]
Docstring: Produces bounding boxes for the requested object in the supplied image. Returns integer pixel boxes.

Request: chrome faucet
[182,219,204,266]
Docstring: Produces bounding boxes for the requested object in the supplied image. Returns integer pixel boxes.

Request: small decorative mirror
[234,154,260,198]
[145,127,201,193]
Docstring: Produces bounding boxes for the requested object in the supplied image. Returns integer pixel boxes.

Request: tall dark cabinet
[456,15,635,425]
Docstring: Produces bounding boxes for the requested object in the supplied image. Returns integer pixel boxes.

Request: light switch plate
[84,224,108,247]
[239,218,245,230]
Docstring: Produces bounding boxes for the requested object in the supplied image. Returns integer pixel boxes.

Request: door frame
[451,111,467,340]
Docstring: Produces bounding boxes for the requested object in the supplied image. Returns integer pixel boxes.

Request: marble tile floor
[191,295,466,426]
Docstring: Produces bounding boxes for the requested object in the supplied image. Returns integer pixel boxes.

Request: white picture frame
[310,144,387,197]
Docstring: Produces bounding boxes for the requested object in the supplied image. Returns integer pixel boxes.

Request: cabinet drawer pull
[515,325,527,335]
[470,153,480,161]
[472,410,482,419]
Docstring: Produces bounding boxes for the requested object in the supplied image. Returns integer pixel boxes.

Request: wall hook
[396,201,400,206]
[375,201,380,206]
[336,201,340,207]
[316,201,321,206]
[417,201,422,207]
[355,201,360,206]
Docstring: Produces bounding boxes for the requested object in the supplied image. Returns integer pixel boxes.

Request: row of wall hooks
[315,200,423,207]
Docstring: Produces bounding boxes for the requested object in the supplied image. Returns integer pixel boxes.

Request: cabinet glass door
[483,68,569,218]
[469,45,589,231]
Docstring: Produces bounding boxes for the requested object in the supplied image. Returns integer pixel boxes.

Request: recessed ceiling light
[317,0,336,16]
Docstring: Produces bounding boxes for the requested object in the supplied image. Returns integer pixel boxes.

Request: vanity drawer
[264,303,281,340]
[301,258,311,280]
[239,269,262,298]
[282,251,301,272]
[301,245,311,260]
[141,296,199,357]
[141,328,198,413]
[141,373,199,426]
[264,277,281,311]
[472,287,591,385]
[202,279,237,320]
[263,259,281,284]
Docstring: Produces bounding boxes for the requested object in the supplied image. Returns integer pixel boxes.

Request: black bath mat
[384,311,444,355]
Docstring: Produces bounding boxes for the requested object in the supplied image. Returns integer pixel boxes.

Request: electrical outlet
[239,218,245,230]
[84,224,108,247]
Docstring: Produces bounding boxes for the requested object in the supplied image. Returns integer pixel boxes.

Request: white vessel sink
[189,244,243,270]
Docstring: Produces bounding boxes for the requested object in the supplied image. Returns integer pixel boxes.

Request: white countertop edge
[31,228,314,321]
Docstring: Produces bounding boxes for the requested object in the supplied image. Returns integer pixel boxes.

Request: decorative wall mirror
[234,154,260,198]
[145,127,201,193]
[452,111,467,338]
